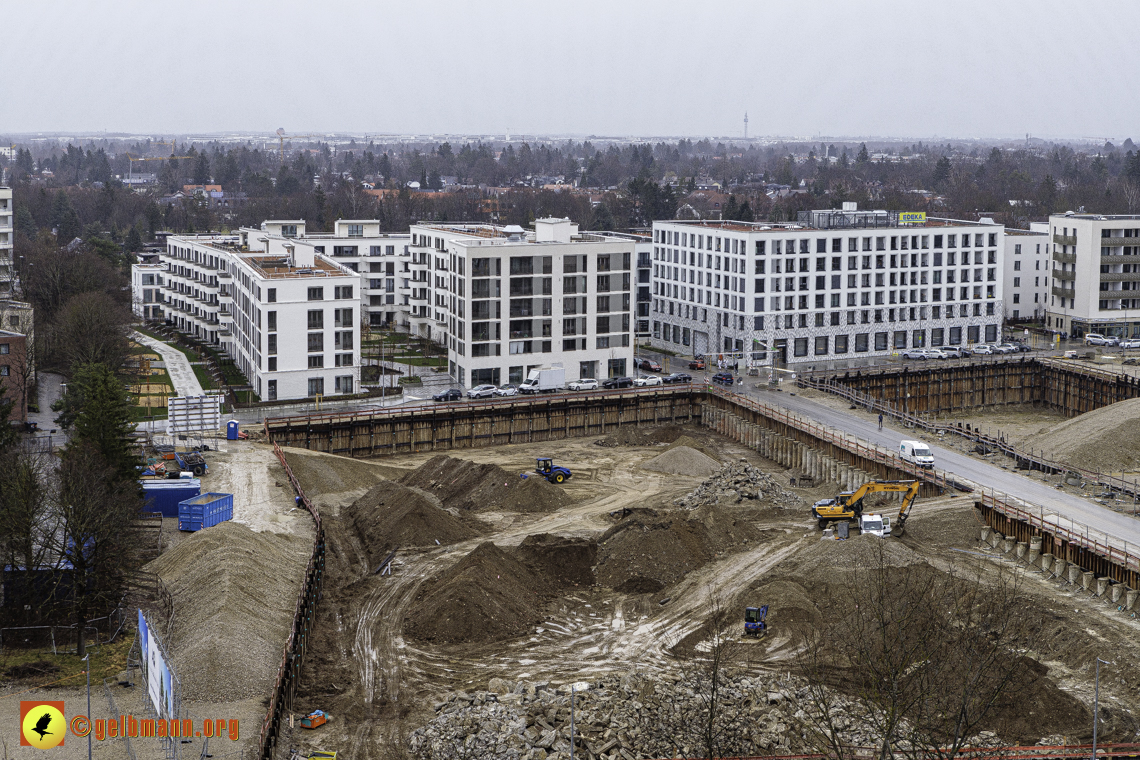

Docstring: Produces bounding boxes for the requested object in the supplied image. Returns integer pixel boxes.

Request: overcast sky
[3,0,1137,141]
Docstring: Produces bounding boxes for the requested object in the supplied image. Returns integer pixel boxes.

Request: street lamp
[1093,657,1110,760]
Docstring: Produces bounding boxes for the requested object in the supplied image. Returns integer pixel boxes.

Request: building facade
[407,219,637,387]
[0,329,28,423]
[1002,227,1050,321]
[131,260,167,321]
[650,207,1005,367]
[1046,213,1140,339]
[0,187,13,296]
[153,223,363,401]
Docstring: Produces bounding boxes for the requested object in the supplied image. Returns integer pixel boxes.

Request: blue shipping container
[177,492,234,532]
[142,480,202,517]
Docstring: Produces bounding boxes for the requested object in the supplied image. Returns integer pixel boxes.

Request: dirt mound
[1025,396,1140,472]
[986,657,1090,743]
[595,505,762,590]
[145,520,312,701]
[282,448,388,499]
[344,482,480,564]
[792,532,927,577]
[515,533,596,586]
[897,501,983,547]
[401,455,571,513]
[613,576,665,594]
[640,445,721,477]
[593,424,688,448]
[666,434,717,458]
[404,542,553,644]
[738,579,822,630]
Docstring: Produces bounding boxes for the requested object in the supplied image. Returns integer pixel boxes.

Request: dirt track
[278,426,1140,759]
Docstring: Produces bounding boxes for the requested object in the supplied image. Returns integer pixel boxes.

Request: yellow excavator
[810,480,921,536]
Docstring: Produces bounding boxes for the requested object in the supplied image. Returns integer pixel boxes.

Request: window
[308,333,324,352]
[893,331,907,349]
[334,308,353,327]
[875,332,889,351]
[1014,261,1021,271]
[307,378,324,396]
[307,310,324,329]
[268,357,277,372]
[794,338,808,356]
[335,331,354,350]
[267,288,276,303]
[335,285,354,299]
[347,224,363,238]
[596,316,610,334]
[268,334,277,355]
[856,333,870,352]
[308,355,325,368]
[814,336,829,355]
[0,366,8,376]
[307,287,324,301]
[267,380,277,401]
[335,353,354,367]
[835,335,848,353]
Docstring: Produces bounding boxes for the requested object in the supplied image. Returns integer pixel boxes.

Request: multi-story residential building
[407,218,637,387]
[595,231,653,341]
[0,329,29,423]
[131,257,168,321]
[153,222,363,401]
[651,205,1005,367]
[0,187,13,296]
[1003,226,1050,321]
[1046,213,1140,339]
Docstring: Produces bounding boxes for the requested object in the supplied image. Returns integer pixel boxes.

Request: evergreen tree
[55,363,139,485]
[723,194,739,221]
[52,190,81,241]
[856,143,870,164]
[932,156,952,188]
[738,200,754,222]
[193,152,212,185]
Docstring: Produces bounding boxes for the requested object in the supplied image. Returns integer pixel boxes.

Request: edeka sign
[899,212,927,224]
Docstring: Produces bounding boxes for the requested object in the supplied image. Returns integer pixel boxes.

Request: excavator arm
[892,480,923,535]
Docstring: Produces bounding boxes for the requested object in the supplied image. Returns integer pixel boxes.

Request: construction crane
[276,128,321,165]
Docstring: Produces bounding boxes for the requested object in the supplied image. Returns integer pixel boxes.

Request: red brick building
[0,329,28,423]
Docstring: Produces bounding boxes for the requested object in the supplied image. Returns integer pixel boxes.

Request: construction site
[16,368,1140,760]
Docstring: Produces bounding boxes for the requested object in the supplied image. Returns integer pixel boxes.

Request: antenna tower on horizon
[744,112,749,140]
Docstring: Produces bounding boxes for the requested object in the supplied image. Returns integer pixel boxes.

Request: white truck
[858,513,891,537]
[899,439,935,468]
[518,365,565,394]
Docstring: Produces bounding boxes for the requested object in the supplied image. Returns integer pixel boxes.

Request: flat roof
[246,255,348,279]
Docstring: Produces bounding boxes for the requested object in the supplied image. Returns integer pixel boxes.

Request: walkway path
[131,330,204,397]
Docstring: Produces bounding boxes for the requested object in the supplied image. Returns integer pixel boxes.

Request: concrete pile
[674,460,801,509]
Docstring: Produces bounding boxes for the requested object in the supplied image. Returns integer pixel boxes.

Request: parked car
[994,344,1019,354]
[688,359,706,370]
[901,348,931,359]
[1121,339,1140,349]
[711,371,734,386]
[942,345,972,358]
[1085,333,1119,346]
[637,358,663,372]
[634,374,663,387]
[568,378,599,391]
[925,348,949,359]
[467,384,498,399]
[601,376,634,389]
[433,388,463,402]
[662,372,693,384]
[971,344,995,355]
[493,384,519,397]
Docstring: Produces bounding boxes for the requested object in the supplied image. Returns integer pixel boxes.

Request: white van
[859,513,891,537]
[899,440,935,468]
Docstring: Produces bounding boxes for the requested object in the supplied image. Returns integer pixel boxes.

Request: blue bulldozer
[535,457,572,484]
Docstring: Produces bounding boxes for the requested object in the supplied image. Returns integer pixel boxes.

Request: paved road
[131,330,204,397]
[744,384,1140,549]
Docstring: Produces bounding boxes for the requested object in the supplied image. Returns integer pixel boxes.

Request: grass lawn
[0,632,133,686]
[192,364,216,390]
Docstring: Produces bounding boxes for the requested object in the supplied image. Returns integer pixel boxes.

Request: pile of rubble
[674,460,801,510]
[409,671,1009,760]
[409,671,810,760]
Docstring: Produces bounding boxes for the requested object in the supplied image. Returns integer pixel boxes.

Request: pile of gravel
[401,455,572,513]
[1024,396,1140,472]
[640,446,721,477]
[674,460,802,509]
[144,520,312,701]
[344,481,479,564]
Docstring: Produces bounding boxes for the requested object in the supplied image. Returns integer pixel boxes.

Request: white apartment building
[154,222,363,401]
[1003,226,1050,321]
[0,187,13,296]
[651,206,1005,367]
[407,219,637,387]
[1046,212,1140,339]
[132,258,167,320]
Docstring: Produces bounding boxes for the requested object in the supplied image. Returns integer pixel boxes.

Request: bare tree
[0,448,57,625]
[798,544,1033,760]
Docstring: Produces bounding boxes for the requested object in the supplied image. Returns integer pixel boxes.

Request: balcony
[1099,272,1140,282]
[1052,250,1076,264]
[1101,254,1140,265]
[1054,269,1076,282]
[1054,234,1076,246]
[1100,237,1132,247]
[1052,285,1074,298]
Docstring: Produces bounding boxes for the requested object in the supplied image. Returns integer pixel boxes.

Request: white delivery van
[899,440,935,468]
[858,513,891,537]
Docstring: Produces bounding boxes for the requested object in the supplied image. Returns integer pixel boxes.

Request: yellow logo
[899,211,927,224]
[21,701,66,748]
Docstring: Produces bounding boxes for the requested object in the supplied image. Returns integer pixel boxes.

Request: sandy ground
[273,427,1140,759]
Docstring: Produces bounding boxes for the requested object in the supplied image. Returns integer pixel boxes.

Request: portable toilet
[226,420,240,440]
